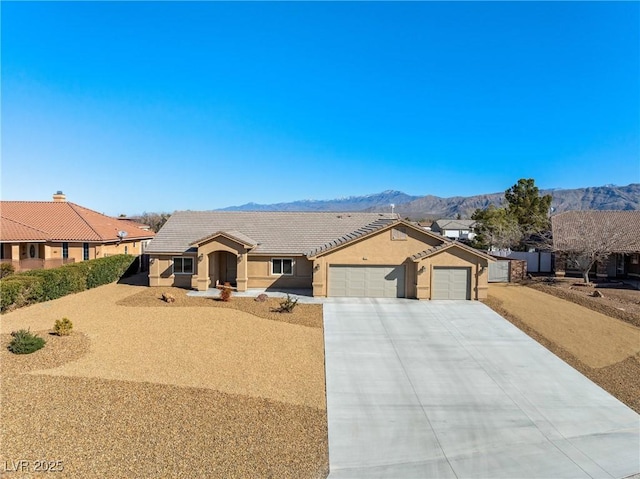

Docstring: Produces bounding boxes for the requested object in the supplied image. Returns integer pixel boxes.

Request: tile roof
[411,241,495,262]
[306,218,398,257]
[191,230,258,248]
[551,210,640,253]
[146,211,400,255]
[0,201,155,242]
[433,219,477,231]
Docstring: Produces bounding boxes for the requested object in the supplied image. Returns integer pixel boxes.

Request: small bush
[8,329,46,354]
[0,263,15,279]
[53,317,73,336]
[219,283,232,302]
[275,294,299,313]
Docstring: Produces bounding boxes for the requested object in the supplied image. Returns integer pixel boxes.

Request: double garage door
[328,265,471,299]
[329,265,405,298]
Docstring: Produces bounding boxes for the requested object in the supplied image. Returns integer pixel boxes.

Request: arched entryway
[209,251,238,287]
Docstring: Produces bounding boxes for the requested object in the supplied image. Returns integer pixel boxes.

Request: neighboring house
[551,210,640,279]
[0,192,155,271]
[146,211,494,300]
[430,219,477,241]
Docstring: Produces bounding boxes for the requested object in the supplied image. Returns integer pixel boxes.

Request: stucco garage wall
[315,227,443,298]
[247,256,313,289]
[416,248,489,300]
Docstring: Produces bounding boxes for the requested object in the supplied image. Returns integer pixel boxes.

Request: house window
[173,257,194,274]
[124,245,128,255]
[62,243,69,259]
[391,227,407,241]
[272,258,293,275]
[83,243,89,260]
[632,254,639,265]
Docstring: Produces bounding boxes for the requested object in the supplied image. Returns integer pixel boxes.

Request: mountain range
[220,183,640,220]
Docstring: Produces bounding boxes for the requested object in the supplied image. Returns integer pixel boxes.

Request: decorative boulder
[255,293,269,302]
[162,292,176,303]
[592,290,605,298]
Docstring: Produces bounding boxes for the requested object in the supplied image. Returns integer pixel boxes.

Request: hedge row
[0,255,135,313]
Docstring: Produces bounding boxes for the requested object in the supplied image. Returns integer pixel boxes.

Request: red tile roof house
[0,192,155,272]
[551,210,640,279]
[146,211,495,300]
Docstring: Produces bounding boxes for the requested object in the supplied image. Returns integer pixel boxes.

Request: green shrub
[8,329,46,354]
[86,255,135,288]
[0,263,15,279]
[53,317,73,336]
[1,255,135,312]
[0,276,44,312]
[24,267,86,301]
[274,294,299,313]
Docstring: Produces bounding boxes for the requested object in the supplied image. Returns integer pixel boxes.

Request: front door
[214,252,238,286]
[27,243,39,259]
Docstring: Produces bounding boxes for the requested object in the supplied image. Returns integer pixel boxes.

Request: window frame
[271,258,294,276]
[62,242,69,259]
[83,243,89,261]
[173,256,194,275]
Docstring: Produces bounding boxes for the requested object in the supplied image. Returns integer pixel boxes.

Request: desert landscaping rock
[1,282,328,478]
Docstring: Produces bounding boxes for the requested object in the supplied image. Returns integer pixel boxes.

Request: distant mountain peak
[219,190,421,212]
[218,184,640,217]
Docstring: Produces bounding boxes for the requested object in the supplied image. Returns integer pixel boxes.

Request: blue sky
[2,1,639,216]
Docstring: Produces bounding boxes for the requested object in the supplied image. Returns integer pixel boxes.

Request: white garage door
[432,267,471,300]
[329,265,405,298]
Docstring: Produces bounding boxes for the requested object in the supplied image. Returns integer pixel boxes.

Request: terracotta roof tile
[0,217,49,241]
[0,201,155,242]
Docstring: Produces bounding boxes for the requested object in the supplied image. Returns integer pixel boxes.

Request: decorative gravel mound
[527,281,640,327]
[1,282,328,478]
[1,331,90,375]
[117,287,323,329]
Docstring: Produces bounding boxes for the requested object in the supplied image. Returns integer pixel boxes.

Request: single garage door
[329,265,405,298]
[432,267,471,300]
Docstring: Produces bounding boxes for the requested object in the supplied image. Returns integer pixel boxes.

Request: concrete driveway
[324,299,640,478]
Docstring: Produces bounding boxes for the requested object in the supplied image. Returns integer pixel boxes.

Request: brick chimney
[53,191,66,202]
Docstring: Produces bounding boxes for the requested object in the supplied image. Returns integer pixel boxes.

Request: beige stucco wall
[312,226,444,298]
[147,226,489,300]
[149,252,314,291]
[2,240,145,262]
[247,256,313,289]
[148,254,199,288]
[415,247,489,300]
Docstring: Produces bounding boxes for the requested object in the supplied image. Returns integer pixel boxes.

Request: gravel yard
[0,283,328,478]
[526,277,640,327]
[485,283,640,413]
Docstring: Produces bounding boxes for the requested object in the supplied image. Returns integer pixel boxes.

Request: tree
[471,205,522,250]
[504,178,552,240]
[470,178,552,251]
[550,212,629,283]
[135,212,171,233]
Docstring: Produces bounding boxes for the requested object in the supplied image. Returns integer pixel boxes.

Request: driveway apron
[323,298,640,478]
